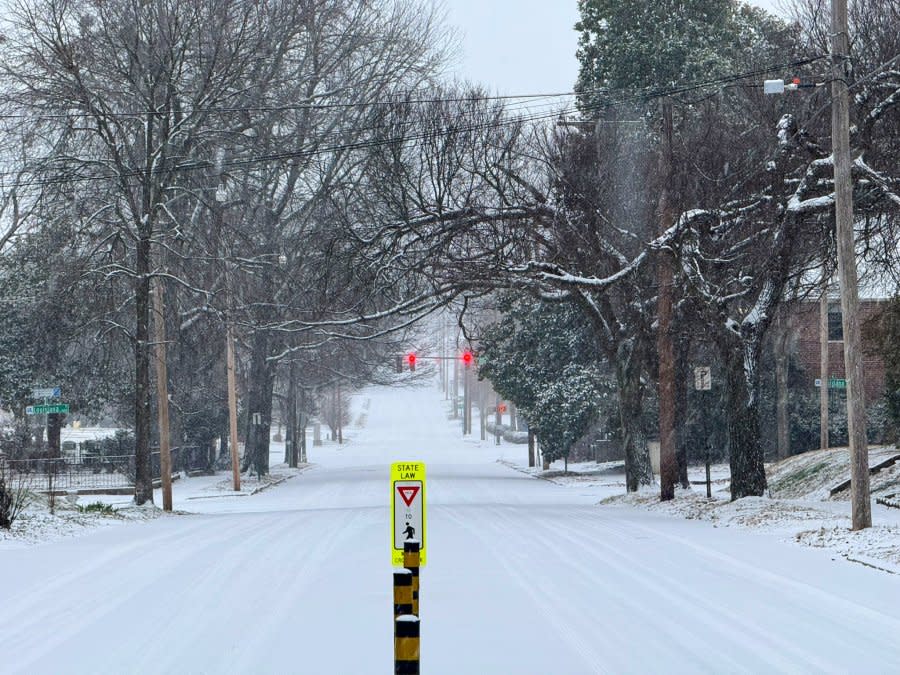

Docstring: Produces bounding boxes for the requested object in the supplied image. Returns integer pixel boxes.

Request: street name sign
[25,404,70,415]
[31,387,61,399]
[815,377,848,389]
[391,461,426,566]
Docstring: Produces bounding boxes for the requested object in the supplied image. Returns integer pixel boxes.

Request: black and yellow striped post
[393,569,413,618]
[403,539,420,616]
[394,615,420,674]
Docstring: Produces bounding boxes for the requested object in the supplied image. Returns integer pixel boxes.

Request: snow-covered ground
[2,382,900,673]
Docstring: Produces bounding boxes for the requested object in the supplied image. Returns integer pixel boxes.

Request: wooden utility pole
[226,322,241,492]
[819,289,830,450]
[463,365,471,435]
[657,98,677,501]
[774,321,791,460]
[216,162,241,493]
[495,393,502,445]
[151,277,173,511]
[479,382,486,441]
[452,356,459,419]
[831,0,871,529]
[337,382,343,444]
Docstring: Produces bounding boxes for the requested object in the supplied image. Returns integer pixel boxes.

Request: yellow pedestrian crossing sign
[391,461,426,566]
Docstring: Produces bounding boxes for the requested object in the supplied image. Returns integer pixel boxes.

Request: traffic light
[461,350,474,368]
[407,353,417,372]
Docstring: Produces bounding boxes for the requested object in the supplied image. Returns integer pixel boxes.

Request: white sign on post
[694,366,712,391]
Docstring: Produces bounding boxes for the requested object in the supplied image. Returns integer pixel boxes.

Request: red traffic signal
[461,350,474,368]
[407,353,417,371]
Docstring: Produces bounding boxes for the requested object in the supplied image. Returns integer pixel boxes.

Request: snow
[776,113,794,146]
[787,193,835,213]
[2,381,900,673]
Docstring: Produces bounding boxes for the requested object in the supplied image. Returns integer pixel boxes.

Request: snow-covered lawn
[2,381,899,673]
[514,447,900,575]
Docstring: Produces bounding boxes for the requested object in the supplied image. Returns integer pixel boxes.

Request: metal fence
[0,446,209,493]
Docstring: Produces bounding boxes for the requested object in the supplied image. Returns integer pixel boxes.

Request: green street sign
[828,378,847,389]
[25,403,70,415]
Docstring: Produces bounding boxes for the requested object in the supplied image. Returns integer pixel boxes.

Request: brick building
[789,297,887,404]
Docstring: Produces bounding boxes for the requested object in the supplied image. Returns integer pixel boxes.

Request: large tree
[1,0,286,502]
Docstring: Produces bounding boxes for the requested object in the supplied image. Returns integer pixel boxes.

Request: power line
[0,56,826,122]
[0,55,832,191]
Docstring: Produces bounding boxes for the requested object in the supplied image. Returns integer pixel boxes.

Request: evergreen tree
[576,0,736,113]
[479,295,615,463]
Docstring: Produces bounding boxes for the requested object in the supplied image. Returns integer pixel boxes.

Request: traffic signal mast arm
[395,351,476,372]
[395,353,477,361]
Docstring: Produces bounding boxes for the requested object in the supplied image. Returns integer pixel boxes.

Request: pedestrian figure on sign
[403,523,415,540]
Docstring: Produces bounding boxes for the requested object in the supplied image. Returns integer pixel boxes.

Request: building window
[828,306,843,341]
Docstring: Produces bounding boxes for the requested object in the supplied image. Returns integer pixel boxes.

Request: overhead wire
[0,54,834,192]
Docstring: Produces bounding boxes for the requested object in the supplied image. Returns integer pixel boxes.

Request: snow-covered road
[2,383,900,674]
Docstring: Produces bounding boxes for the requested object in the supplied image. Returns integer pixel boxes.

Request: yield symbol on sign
[397,485,420,507]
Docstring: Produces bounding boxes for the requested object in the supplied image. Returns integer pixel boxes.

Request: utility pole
[215,154,241,492]
[774,320,791,460]
[831,0,871,529]
[657,98,677,501]
[819,287,830,450]
[452,356,459,419]
[152,276,173,511]
[220,209,241,491]
[479,381,486,441]
[226,321,241,492]
[463,365,470,435]
[494,394,502,445]
[337,381,343,444]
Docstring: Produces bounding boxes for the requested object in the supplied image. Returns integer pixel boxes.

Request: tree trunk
[242,330,275,476]
[528,428,536,467]
[46,413,64,458]
[615,340,653,492]
[722,341,767,499]
[218,407,229,468]
[286,362,298,468]
[299,388,308,463]
[133,231,154,505]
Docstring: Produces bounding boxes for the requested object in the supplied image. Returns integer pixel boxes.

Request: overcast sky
[441,0,787,96]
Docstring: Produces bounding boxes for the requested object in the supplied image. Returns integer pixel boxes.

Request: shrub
[76,501,116,516]
[0,461,30,529]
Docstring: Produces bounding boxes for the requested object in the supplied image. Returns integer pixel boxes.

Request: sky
[442,0,787,96]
